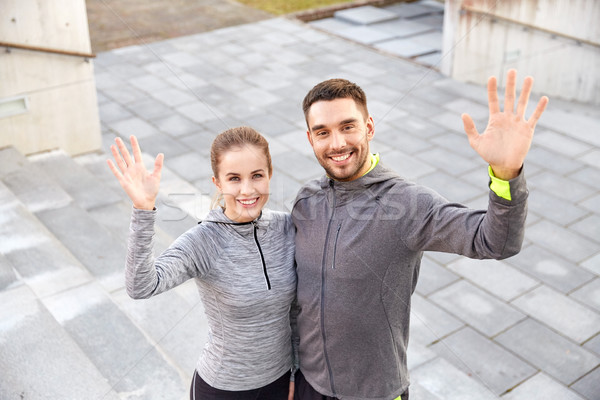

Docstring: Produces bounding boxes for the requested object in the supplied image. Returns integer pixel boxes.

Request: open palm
[107,135,164,210]
[462,69,549,180]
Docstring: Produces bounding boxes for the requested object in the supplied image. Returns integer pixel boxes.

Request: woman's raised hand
[107,135,164,210]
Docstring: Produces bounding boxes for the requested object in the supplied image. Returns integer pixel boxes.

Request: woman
[107,127,297,399]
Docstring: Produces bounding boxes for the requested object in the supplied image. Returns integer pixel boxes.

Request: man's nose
[330,131,346,149]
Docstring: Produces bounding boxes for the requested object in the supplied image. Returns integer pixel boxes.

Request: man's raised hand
[461,69,549,180]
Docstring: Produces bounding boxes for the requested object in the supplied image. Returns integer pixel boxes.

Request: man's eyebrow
[310,118,359,132]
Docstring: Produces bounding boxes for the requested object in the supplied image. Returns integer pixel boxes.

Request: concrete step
[28,149,122,211]
[0,146,195,398]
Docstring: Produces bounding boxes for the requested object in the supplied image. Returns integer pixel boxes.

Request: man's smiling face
[306,97,374,182]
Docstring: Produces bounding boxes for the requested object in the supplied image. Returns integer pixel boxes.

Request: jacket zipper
[320,179,337,395]
[252,222,271,290]
[331,223,342,269]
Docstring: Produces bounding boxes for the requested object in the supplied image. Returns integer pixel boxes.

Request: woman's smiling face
[213,144,271,223]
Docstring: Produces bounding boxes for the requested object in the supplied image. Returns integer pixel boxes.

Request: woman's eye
[253,174,263,179]
[229,177,240,182]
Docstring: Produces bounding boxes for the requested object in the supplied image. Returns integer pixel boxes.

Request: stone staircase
[0,146,210,399]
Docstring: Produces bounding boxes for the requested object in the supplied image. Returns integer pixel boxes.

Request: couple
[107,70,548,400]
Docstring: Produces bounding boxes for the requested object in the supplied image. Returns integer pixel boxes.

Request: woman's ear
[212,176,221,191]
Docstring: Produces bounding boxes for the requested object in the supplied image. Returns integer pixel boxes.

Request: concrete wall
[0,0,101,155]
[441,0,600,105]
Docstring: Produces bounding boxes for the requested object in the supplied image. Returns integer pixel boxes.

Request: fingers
[152,153,164,178]
[106,159,122,179]
[115,137,134,169]
[527,95,549,128]
[131,135,143,164]
[110,142,127,172]
[487,76,500,114]
[503,69,517,113]
[461,113,479,144]
[516,76,533,119]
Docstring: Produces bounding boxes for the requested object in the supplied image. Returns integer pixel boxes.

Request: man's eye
[316,131,327,136]
[343,125,354,131]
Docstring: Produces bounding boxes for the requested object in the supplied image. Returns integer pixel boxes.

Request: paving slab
[571,366,600,400]
[111,282,208,377]
[410,357,498,400]
[525,220,600,263]
[370,18,435,37]
[430,280,526,336]
[430,327,537,395]
[505,244,595,293]
[570,278,600,313]
[384,2,440,19]
[495,318,599,385]
[29,150,122,211]
[528,190,590,225]
[534,129,594,158]
[375,37,439,58]
[334,5,399,25]
[446,258,539,301]
[501,372,586,400]
[0,252,18,291]
[511,285,600,343]
[414,256,459,296]
[410,293,464,345]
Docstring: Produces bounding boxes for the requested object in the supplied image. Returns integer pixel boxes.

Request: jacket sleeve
[125,208,212,299]
[405,170,528,260]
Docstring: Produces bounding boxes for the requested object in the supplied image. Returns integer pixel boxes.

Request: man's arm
[461,69,549,180]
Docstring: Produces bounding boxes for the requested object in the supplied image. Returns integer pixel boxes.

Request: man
[291,70,548,400]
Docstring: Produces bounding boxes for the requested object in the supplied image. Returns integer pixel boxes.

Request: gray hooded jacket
[126,207,296,391]
[291,161,527,400]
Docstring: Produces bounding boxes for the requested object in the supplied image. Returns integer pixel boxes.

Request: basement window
[0,96,29,118]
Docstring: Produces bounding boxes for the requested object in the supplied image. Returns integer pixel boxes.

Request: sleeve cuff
[488,165,512,201]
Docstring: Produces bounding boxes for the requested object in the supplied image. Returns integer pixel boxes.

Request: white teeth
[239,199,258,205]
[332,153,350,161]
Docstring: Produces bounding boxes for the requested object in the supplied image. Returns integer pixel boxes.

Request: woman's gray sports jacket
[291,161,528,400]
[126,207,296,391]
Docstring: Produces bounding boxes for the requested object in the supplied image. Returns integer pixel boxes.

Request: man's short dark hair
[302,78,369,123]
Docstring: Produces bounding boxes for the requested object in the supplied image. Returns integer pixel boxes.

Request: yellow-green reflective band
[363,153,380,176]
[488,165,512,201]
[393,396,402,400]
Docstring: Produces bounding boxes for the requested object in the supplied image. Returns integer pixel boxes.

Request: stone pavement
[2,1,600,399]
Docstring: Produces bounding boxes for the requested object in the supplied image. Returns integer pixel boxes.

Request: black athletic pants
[190,370,290,400]
[293,370,408,400]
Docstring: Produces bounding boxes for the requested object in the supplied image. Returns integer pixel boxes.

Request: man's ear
[306,129,314,147]
[366,116,375,141]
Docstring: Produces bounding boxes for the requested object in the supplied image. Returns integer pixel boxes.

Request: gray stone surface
[495,318,599,385]
[506,244,595,293]
[334,5,399,25]
[410,293,464,345]
[501,372,586,400]
[430,280,526,336]
[446,257,539,301]
[571,366,600,400]
[29,150,122,211]
[0,286,120,400]
[410,357,498,399]
[430,327,536,395]
[2,1,599,397]
[511,285,600,343]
